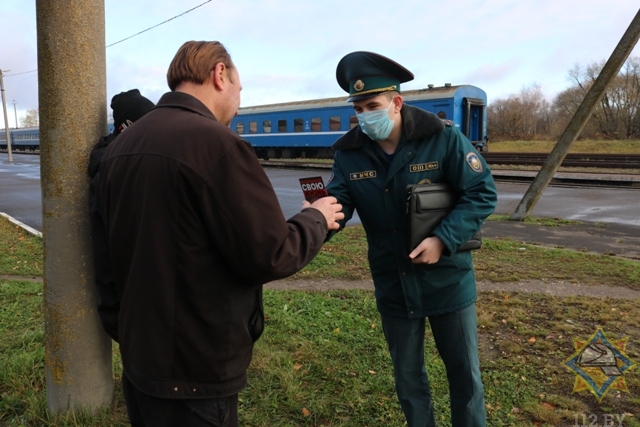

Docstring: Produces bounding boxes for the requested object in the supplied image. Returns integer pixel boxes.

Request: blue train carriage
[0,123,116,152]
[402,84,488,152]
[231,84,488,159]
[0,126,41,151]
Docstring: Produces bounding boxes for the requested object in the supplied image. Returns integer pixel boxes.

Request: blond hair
[167,41,234,91]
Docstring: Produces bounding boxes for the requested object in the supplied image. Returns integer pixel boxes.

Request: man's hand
[408,236,445,264]
[303,197,344,231]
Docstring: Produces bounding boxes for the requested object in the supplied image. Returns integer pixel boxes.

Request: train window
[349,115,359,129]
[311,118,321,132]
[263,120,272,133]
[278,120,287,132]
[236,122,244,134]
[330,116,341,131]
[294,118,303,132]
[249,122,258,134]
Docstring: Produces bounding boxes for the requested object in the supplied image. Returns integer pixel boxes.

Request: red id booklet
[299,176,328,202]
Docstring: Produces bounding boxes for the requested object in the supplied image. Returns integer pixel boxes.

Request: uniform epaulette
[441,119,453,127]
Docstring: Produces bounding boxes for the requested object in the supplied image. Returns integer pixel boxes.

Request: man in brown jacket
[91,40,343,427]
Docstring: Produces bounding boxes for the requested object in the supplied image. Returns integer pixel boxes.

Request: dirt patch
[267,278,640,300]
[4,274,639,300]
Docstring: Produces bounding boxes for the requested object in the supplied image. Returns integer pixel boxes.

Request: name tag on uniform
[409,162,439,173]
[350,171,377,180]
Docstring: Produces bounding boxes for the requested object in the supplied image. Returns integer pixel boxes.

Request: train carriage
[231,84,488,159]
[1,85,487,157]
[0,127,41,151]
[0,123,116,152]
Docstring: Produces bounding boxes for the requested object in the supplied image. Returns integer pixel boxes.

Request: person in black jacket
[87,89,155,178]
[90,41,343,427]
[88,89,155,342]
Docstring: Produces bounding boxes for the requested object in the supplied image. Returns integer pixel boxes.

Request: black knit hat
[111,89,155,131]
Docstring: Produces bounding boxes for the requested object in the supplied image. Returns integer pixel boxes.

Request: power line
[5,70,37,77]
[106,0,213,48]
[5,1,215,79]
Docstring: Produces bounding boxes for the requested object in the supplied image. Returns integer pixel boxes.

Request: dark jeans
[380,304,486,427]
[122,373,238,427]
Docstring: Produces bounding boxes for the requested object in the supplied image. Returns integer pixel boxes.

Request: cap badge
[354,80,365,92]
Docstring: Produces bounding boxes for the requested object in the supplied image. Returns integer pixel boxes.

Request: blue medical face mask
[356,98,396,141]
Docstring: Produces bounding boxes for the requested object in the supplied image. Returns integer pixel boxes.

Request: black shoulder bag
[404,182,482,256]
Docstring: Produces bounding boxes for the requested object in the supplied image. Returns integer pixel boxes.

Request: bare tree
[20,109,39,127]
[558,57,640,139]
[488,83,551,140]
[488,96,521,139]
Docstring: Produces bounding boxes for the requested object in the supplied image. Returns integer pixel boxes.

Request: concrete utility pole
[0,69,13,162]
[510,8,640,220]
[13,100,17,128]
[36,0,112,415]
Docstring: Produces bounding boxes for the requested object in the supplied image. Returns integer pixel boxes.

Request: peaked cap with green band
[336,51,414,102]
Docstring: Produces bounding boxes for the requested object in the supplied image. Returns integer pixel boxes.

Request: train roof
[236,84,485,115]
[1,126,40,132]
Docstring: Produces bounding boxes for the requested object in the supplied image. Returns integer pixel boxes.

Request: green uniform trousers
[380,304,486,427]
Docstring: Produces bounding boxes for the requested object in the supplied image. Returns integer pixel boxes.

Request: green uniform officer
[326,51,498,427]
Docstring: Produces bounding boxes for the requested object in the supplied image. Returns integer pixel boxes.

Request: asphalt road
[2,153,639,233]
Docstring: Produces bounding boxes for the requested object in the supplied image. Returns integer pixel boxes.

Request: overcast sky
[1,0,639,128]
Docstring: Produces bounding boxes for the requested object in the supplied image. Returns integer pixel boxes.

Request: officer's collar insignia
[466,152,483,173]
[354,80,365,92]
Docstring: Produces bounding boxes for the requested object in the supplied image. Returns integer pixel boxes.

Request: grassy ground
[266,139,640,158]
[1,217,639,426]
[488,139,640,154]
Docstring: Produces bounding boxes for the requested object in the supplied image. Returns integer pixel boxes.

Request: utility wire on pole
[0,69,13,163]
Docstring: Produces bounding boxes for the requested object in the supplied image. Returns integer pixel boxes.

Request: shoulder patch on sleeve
[465,152,483,173]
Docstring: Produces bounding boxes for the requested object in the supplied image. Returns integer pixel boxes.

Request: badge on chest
[350,171,377,180]
[409,162,438,173]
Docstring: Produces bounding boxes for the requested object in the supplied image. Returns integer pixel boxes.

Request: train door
[462,98,486,150]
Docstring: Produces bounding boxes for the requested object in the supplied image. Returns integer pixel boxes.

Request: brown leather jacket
[91,91,328,398]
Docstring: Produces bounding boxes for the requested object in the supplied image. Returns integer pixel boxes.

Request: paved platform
[481,220,640,260]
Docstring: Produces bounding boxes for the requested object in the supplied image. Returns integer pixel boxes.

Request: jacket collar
[332,104,444,151]
[155,91,218,121]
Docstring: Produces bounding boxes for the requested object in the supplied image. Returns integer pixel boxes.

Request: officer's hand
[409,236,445,264]
[303,196,344,231]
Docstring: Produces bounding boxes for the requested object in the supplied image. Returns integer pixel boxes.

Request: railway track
[3,150,640,188]
[481,152,640,169]
[4,150,639,169]
[260,153,640,171]
[259,158,640,189]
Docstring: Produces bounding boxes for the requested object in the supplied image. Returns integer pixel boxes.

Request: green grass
[2,282,639,426]
[1,215,640,426]
[0,218,43,276]
[292,219,640,291]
